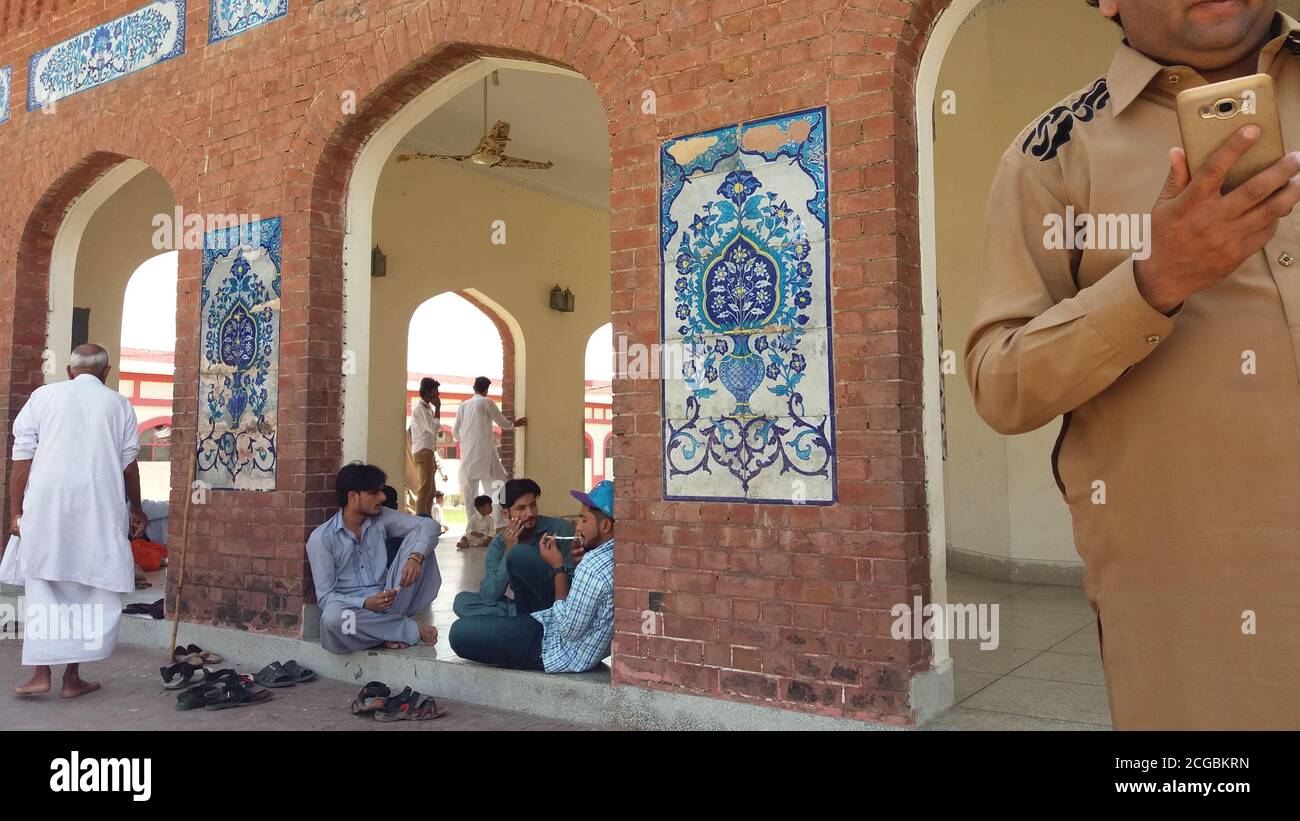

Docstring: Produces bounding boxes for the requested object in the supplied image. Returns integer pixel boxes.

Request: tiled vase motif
[660,107,835,505]
[0,66,10,125]
[198,218,282,491]
[209,0,288,44]
[27,0,184,111]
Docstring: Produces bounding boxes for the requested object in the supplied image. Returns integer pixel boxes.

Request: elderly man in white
[452,376,525,526]
[5,344,146,698]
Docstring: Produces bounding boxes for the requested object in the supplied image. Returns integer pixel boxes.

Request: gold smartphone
[1175,73,1284,192]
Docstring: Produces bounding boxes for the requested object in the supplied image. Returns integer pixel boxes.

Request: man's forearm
[9,459,31,517]
[553,572,570,601]
[123,461,143,510]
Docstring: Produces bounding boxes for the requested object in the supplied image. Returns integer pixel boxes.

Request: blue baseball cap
[570,480,614,519]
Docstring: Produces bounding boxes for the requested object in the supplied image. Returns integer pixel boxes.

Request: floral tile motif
[27,0,185,111]
[209,0,288,44]
[0,66,11,125]
[198,217,282,491]
[660,107,835,505]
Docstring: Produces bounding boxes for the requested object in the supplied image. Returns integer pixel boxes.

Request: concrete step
[0,585,902,730]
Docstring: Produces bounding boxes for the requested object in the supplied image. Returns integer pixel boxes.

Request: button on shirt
[532,539,615,673]
[306,508,438,611]
[965,13,1300,728]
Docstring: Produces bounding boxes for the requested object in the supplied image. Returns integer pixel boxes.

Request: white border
[916,0,982,667]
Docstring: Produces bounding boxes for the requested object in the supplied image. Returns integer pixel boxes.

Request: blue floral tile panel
[27,0,185,111]
[198,217,282,491]
[210,0,288,44]
[660,107,836,505]
[0,66,11,124]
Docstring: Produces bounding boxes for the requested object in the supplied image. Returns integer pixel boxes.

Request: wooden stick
[167,448,197,655]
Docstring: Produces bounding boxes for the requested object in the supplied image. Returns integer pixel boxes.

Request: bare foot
[383,641,411,650]
[60,678,101,699]
[418,623,439,646]
[15,671,51,696]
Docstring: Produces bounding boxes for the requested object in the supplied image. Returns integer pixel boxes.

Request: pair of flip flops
[252,660,316,688]
[172,644,223,666]
[350,682,447,722]
[175,670,271,711]
[160,662,208,690]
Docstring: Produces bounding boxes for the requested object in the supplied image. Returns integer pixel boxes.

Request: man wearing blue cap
[449,480,615,673]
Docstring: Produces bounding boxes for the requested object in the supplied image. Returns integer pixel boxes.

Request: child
[456,495,496,549]
[432,491,450,535]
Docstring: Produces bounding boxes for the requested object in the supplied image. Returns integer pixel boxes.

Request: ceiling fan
[397,71,554,170]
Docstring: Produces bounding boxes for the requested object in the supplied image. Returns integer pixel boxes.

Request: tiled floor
[924,571,1111,730]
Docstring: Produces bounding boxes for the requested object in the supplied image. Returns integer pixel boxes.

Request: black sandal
[203,679,272,710]
[160,662,207,690]
[176,681,221,711]
[252,662,297,688]
[280,660,316,683]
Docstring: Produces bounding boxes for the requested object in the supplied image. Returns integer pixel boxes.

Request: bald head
[68,344,111,382]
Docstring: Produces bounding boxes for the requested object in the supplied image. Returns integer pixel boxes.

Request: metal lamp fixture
[371,246,387,278]
[549,284,576,312]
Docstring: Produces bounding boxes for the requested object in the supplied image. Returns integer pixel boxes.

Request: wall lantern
[371,246,387,278]
[549,284,576,313]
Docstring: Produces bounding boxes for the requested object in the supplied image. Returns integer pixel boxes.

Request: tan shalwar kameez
[967,14,1300,729]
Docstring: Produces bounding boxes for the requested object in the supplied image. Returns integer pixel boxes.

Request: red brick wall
[0,0,953,725]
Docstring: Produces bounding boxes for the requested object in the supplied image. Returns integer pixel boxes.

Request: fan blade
[494,155,554,170]
[397,152,470,163]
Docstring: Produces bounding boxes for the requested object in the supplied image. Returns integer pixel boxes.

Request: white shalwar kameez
[8,374,139,665]
[452,394,514,525]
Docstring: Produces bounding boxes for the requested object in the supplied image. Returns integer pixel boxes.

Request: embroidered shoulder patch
[1020,78,1110,162]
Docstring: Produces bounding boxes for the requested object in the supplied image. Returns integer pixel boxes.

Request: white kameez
[452,394,513,522]
[9,374,139,666]
[21,578,123,665]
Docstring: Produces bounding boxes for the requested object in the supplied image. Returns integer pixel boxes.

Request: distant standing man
[7,344,147,699]
[409,377,441,517]
[452,376,525,525]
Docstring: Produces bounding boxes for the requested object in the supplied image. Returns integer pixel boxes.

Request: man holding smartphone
[967,0,1300,728]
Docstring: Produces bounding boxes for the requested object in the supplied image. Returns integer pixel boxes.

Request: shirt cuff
[1084,256,1178,363]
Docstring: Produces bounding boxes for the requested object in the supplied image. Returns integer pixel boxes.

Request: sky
[120,253,614,380]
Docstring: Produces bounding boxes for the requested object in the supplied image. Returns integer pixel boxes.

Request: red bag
[130,538,168,572]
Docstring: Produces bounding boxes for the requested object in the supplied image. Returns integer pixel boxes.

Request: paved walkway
[0,640,597,731]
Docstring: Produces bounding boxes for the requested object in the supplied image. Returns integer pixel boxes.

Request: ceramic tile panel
[0,66,11,125]
[27,0,185,111]
[209,0,288,44]
[660,107,835,505]
[198,217,282,491]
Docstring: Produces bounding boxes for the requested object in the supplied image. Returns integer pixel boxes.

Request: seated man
[307,463,442,653]
[450,481,615,673]
[451,478,575,619]
[456,494,496,550]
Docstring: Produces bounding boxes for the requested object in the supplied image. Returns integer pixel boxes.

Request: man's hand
[399,555,424,588]
[1136,126,1300,313]
[539,533,564,569]
[502,517,523,553]
[9,512,20,537]
[514,417,528,427]
[570,532,586,567]
[364,588,399,612]
[128,506,148,539]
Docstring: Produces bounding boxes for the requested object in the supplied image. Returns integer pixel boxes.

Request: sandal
[374,688,447,722]
[203,679,272,710]
[253,661,297,688]
[160,662,207,690]
[350,681,391,716]
[280,660,316,683]
[184,643,223,664]
[171,645,204,667]
[176,681,221,711]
